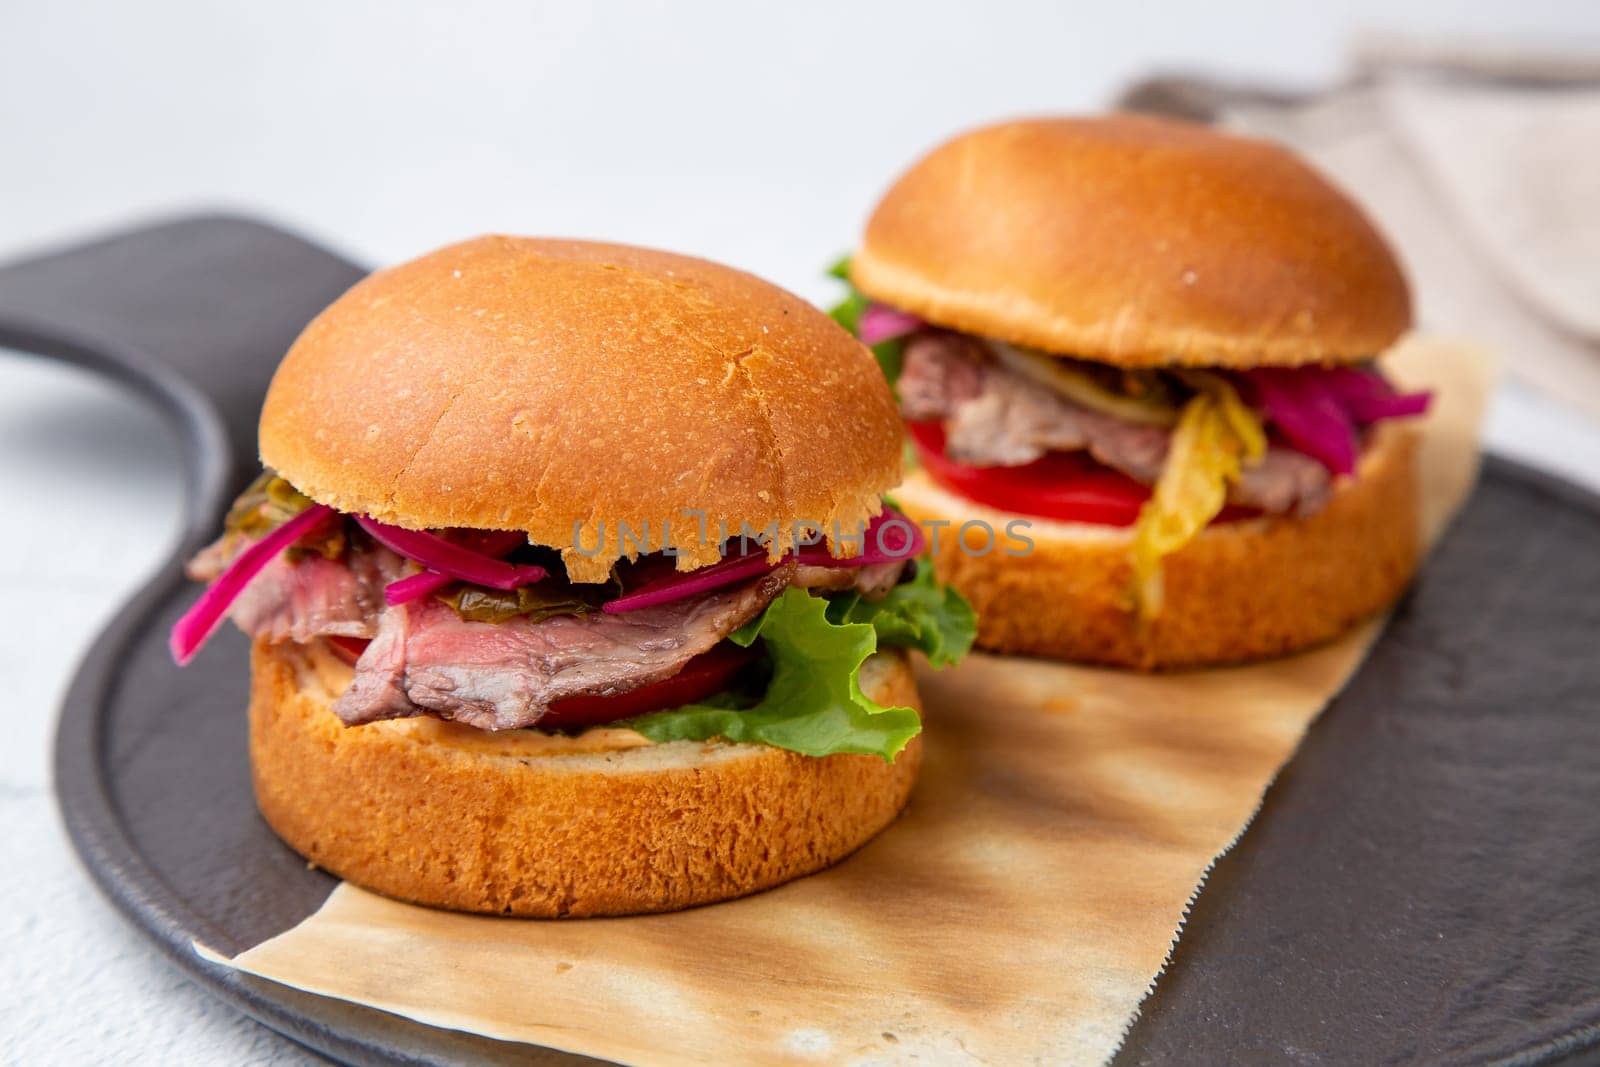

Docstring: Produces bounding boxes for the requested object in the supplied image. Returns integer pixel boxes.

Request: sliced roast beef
[186,533,407,645]
[903,333,1160,470]
[898,332,985,422]
[184,537,236,584]
[946,369,1092,465]
[792,559,906,600]
[1233,448,1333,517]
[851,560,910,601]
[334,562,795,731]
[899,332,1333,516]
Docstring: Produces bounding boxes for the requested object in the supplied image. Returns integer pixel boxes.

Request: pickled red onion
[383,570,454,606]
[355,517,545,591]
[859,304,923,345]
[1243,366,1432,476]
[1243,369,1358,476]
[1319,366,1433,423]
[796,508,925,566]
[168,504,335,665]
[601,551,780,614]
[603,509,924,614]
[381,530,532,605]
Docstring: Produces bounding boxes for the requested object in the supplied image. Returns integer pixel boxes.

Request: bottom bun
[895,423,1421,669]
[249,642,922,917]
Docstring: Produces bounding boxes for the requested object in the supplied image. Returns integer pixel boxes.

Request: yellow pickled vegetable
[989,342,1181,427]
[1129,378,1266,616]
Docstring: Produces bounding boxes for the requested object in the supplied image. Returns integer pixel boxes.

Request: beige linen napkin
[199,338,1491,1066]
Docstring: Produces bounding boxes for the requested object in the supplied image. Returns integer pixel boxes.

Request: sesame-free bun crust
[249,642,923,917]
[894,424,1420,668]
[259,237,902,582]
[853,115,1412,368]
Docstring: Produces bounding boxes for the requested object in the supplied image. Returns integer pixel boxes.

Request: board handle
[0,213,364,548]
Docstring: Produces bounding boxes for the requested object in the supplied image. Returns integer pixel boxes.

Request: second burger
[837,115,1434,669]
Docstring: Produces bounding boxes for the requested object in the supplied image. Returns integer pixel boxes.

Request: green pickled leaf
[223,469,344,559]
[439,578,616,624]
[224,471,315,538]
[989,342,1182,427]
[287,523,346,562]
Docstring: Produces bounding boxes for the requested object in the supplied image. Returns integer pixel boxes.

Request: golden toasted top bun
[260,237,902,581]
[852,114,1412,368]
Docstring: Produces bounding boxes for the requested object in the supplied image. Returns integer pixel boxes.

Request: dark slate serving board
[5,216,1597,1067]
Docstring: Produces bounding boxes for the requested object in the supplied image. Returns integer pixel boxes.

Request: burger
[170,236,973,917]
[834,114,1432,669]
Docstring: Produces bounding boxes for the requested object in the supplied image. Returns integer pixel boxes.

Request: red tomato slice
[326,635,371,664]
[907,422,1260,527]
[537,641,757,730]
[907,421,1150,526]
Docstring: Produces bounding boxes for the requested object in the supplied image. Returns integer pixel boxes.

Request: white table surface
[4,2,1599,1063]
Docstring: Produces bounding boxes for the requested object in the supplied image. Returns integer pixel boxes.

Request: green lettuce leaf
[619,571,975,761]
[827,254,905,387]
[825,564,976,668]
[621,586,923,761]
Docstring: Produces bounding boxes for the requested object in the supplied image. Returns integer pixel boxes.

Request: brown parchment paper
[198,338,1493,1066]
